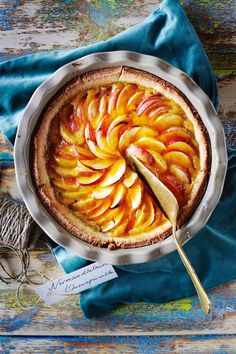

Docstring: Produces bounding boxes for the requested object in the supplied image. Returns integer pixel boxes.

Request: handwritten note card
[35,262,118,305]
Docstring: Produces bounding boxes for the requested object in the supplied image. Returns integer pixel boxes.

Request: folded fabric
[0,0,235,319]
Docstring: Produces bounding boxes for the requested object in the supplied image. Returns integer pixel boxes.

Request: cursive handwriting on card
[35,262,118,305]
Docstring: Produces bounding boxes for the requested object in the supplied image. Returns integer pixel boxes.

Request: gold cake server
[126,149,212,314]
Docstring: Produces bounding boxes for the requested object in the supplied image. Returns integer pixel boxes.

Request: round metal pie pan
[14,51,227,265]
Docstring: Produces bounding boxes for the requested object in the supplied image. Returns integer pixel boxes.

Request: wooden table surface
[0,0,235,352]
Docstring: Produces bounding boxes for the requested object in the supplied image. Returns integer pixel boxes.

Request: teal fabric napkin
[0,0,235,318]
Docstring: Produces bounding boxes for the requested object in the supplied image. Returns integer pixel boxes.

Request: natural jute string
[0,197,58,309]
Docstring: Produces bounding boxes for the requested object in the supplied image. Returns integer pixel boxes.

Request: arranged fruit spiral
[47,82,200,237]
[33,67,209,249]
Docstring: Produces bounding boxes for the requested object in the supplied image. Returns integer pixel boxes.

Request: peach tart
[32,67,210,249]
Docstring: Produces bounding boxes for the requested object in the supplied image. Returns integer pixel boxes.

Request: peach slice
[81,158,114,170]
[99,93,109,118]
[60,188,93,200]
[87,95,101,128]
[110,183,126,208]
[127,90,145,110]
[95,125,118,156]
[108,88,122,115]
[137,94,163,116]
[52,178,80,191]
[87,198,112,219]
[107,218,129,237]
[91,202,123,224]
[76,172,103,185]
[135,137,166,153]
[169,165,191,184]
[100,209,125,232]
[80,198,105,215]
[76,160,94,172]
[160,173,185,206]
[129,197,155,235]
[148,106,169,118]
[127,144,155,165]
[132,216,162,237]
[57,145,79,159]
[148,150,168,171]
[119,126,140,143]
[107,114,133,132]
[123,168,138,188]
[133,204,146,227]
[116,84,137,113]
[183,119,194,132]
[75,98,85,124]
[167,141,195,156]
[159,130,191,144]
[87,140,113,159]
[106,115,133,150]
[85,124,113,159]
[128,182,142,210]
[100,159,126,187]
[75,146,95,159]
[87,95,100,118]
[84,122,96,143]
[60,124,85,145]
[92,185,114,199]
[72,197,94,210]
[54,156,77,168]
[67,113,80,134]
[163,151,192,168]
[106,124,121,150]
[73,92,85,115]
[154,114,184,130]
[53,165,82,178]
[118,127,142,152]
[135,126,157,140]
[82,89,97,122]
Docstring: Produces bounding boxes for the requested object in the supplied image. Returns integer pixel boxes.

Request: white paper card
[35,262,118,305]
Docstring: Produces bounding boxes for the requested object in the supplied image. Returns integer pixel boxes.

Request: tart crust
[32,66,211,249]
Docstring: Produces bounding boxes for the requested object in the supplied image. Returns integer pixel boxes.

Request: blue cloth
[0,0,235,318]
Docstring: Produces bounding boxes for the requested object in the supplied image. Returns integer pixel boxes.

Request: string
[0,240,59,309]
[0,197,60,309]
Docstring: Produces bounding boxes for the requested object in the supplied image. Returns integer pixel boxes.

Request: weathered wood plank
[0,335,236,353]
[0,249,236,335]
[0,0,235,69]
[0,0,235,343]
[0,134,21,201]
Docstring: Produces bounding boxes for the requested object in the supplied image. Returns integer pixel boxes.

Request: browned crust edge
[32,66,211,250]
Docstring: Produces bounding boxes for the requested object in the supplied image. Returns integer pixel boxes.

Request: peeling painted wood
[0,249,236,336]
[0,0,235,70]
[0,335,236,353]
[0,0,235,348]
[0,133,21,201]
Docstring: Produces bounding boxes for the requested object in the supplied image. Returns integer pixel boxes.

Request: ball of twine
[0,198,58,309]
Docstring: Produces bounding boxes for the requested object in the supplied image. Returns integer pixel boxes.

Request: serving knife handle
[172,221,212,314]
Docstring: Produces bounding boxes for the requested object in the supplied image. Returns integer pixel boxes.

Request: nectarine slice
[76,172,103,185]
[110,183,126,208]
[163,151,192,168]
[168,141,195,156]
[100,159,126,187]
[92,185,114,199]
[81,158,114,170]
